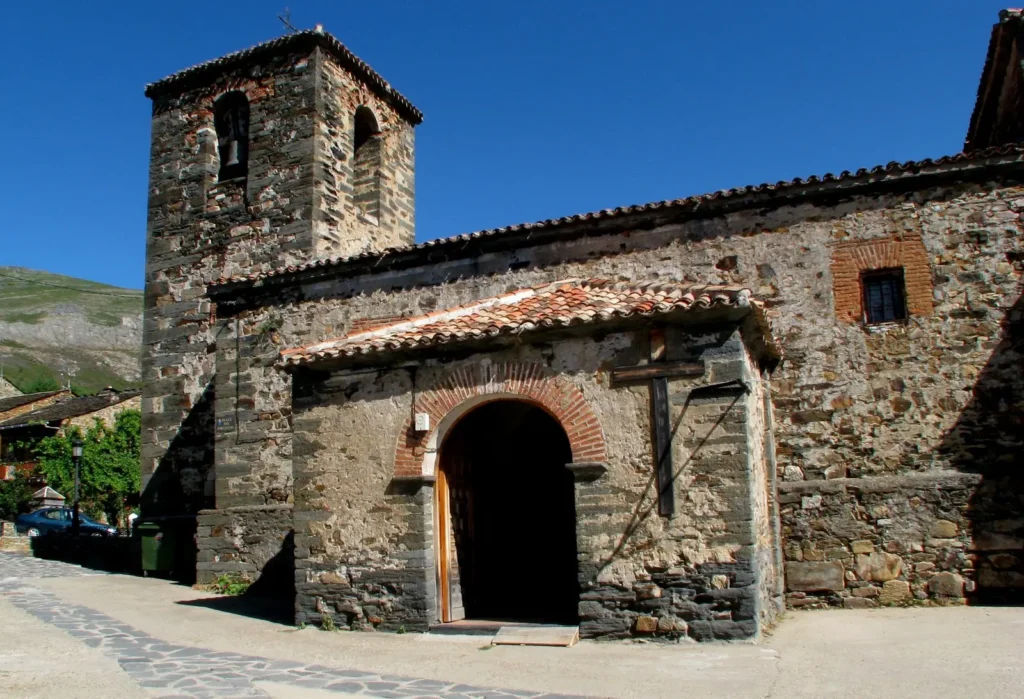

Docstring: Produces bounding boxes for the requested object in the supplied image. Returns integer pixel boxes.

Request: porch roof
[280,278,779,367]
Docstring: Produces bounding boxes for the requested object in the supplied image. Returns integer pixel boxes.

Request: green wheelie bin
[139,521,176,576]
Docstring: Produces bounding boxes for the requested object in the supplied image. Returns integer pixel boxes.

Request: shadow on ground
[175,593,293,625]
[30,533,140,576]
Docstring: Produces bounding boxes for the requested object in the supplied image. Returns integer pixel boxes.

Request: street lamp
[71,439,83,536]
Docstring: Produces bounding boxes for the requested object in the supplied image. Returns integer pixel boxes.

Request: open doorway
[436,400,579,625]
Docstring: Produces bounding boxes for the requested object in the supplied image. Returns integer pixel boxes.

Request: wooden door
[437,441,471,622]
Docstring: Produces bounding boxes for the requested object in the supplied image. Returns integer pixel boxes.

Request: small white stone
[802,494,823,510]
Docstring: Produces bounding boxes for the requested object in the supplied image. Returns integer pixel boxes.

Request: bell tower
[140,29,421,517]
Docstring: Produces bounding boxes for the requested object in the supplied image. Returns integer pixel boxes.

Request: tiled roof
[213,143,1024,289]
[145,28,423,125]
[280,279,777,366]
[0,390,141,430]
[0,391,64,415]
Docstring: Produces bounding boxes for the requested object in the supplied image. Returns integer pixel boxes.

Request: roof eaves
[210,143,1024,293]
[145,29,423,125]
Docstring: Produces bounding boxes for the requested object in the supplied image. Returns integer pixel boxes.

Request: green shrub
[0,469,35,520]
[210,574,251,596]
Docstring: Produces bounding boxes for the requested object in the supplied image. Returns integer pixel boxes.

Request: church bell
[223,139,241,167]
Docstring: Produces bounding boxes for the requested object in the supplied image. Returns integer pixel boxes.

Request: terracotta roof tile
[280,279,778,366]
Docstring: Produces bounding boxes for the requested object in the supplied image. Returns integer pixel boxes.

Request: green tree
[0,468,35,520]
[34,410,141,528]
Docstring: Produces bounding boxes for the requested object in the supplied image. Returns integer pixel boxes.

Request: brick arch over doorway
[393,362,607,478]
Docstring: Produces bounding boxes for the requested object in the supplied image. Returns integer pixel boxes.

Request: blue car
[14,508,119,537]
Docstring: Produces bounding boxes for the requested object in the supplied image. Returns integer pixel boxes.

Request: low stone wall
[578,556,763,641]
[0,533,30,554]
[196,505,294,593]
[780,472,1024,607]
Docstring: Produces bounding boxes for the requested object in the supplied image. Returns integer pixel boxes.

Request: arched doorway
[436,400,579,625]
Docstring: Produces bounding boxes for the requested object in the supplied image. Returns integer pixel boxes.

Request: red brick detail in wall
[830,234,933,324]
[393,362,608,477]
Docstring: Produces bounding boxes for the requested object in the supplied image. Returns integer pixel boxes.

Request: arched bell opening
[213,91,250,182]
[352,105,382,220]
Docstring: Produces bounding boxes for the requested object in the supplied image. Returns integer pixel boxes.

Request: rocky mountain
[0,267,142,395]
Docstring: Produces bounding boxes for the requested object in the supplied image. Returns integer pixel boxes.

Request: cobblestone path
[0,554,591,699]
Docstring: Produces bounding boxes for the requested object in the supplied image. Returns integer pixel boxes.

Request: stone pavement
[0,554,586,699]
[3,553,1024,699]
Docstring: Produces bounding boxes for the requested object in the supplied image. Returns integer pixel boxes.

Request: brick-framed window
[831,234,932,324]
[861,268,907,324]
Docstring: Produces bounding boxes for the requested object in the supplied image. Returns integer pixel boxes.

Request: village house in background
[140,9,1024,641]
[0,388,141,481]
[0,388,70,480]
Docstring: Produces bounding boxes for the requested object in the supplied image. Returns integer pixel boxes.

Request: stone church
[141,10,1024,641]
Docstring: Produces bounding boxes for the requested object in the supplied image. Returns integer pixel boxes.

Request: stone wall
[744,348,784,628]
[780,473,982,607]
[281,322,777,640]
[196,504,294,588]
[142,43,418,521]
[208,171,1024,615]
[216,176,1021,474]
[143,46,319,517]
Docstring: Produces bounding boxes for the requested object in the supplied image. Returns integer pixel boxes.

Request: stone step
[429,619,580,646]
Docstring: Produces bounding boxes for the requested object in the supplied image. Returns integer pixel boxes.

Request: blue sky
[0,1,1010,289]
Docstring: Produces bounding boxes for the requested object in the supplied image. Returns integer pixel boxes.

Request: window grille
[862,269,907,324]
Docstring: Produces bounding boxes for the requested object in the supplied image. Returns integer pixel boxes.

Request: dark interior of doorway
[441,400,579,625]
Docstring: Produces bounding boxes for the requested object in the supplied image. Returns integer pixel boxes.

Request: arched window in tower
[214,92,250,182]
[352,106,382,221]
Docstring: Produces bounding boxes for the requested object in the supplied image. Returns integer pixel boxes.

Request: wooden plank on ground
[491,625,579,647]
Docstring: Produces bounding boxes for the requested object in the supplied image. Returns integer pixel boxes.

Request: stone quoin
[141,10,1024,641]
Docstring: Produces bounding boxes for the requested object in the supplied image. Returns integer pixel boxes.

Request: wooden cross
[610,330,703,516]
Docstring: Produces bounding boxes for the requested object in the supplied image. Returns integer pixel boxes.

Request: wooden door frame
[432,395,576,624]
[435,467,452,623]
